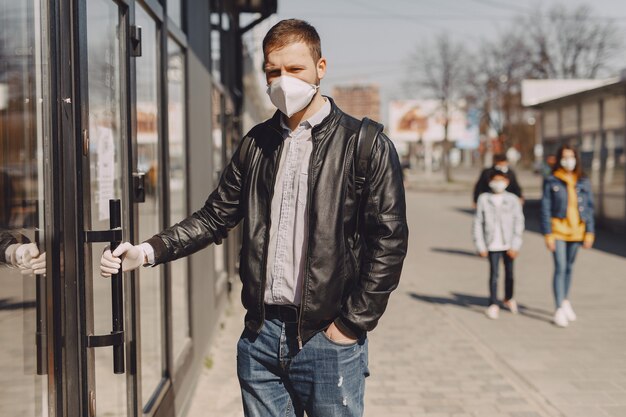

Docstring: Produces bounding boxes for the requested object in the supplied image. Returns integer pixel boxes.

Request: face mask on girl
[560,157,577,172]
[266,75,319,117]
[489,180,508,194]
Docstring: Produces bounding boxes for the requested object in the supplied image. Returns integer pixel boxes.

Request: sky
[272,0,626,122]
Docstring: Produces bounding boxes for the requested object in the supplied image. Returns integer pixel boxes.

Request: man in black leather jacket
[101,19,408,417]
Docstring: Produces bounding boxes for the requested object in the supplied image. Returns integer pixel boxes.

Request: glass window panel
[210,29,220,82]
[168,0,182,29]
[85,0,126,415]
[211,90,227,288]
[135,4,164,407]
[0,0,51,415]
[167,38,190,363]
[602,130,625,223]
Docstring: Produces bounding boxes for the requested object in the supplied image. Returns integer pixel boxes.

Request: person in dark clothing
[100,19,408,417]
[473,153,523,206]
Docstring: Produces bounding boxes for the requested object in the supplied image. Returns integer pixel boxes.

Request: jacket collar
[266,96,344,142]
[486,192,513,206]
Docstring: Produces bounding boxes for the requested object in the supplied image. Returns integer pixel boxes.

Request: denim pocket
[320,329,359,347]
[361,339,370,377]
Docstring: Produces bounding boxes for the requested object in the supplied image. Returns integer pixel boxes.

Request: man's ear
[316,57,327,81]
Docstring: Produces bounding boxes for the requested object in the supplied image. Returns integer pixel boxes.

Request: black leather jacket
[146,99,408,344]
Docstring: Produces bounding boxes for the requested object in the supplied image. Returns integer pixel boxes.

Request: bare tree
[466,28,533,157]
[408,33,468,182]
[466,3,623,166]
[524,3,621,79]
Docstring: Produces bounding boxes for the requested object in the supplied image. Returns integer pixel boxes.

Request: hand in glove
[4,243,42,275]
[30,252,46,275]
[4,243,21,267]
[16,243,40,271]
[100,242,146,278]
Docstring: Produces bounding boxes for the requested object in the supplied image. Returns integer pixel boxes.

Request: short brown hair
[263,19,322,64]
[493,153,507,164]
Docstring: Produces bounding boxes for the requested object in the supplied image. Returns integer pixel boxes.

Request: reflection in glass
[168,0,183,29]
[0,0,50,415]
[86,0,126,415]
[602,131,625,223]
[211,90,227,287]
[167,38,191,364]
[210,28,221,82]
[135,5,164,407]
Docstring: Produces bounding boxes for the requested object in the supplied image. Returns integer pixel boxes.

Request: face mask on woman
[489,180,508,194]
[266,75,319,117]
[560,157,577,172]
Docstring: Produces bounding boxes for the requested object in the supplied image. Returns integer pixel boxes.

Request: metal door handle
[34,230,47,375]
[36,273,47,375]
[84,199,125,374]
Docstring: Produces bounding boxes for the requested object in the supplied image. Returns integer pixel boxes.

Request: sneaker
[561,300,577,322]
[553,308,569,327]
[485,304,500,320]
[503,299,519,314]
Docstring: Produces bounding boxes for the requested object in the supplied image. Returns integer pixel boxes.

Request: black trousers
[488,251,514,305]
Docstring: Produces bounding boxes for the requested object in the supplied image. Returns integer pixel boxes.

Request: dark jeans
[488,251,514,305]
[552,240,581,308]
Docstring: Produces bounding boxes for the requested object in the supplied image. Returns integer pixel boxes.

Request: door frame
[52,0,192,415]
[53,0,143,416]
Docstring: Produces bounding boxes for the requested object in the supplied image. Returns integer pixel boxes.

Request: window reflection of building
[167,38,191,365]
[0,0,50,415]
[135,4,164,407]
[137,109,159,195]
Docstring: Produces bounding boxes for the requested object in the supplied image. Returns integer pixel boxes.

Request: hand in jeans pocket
[324,322,358,345]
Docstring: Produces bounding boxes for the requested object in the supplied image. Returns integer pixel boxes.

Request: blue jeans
[237,319,369,417]
[552,240,581,308]
[488,251,514,305]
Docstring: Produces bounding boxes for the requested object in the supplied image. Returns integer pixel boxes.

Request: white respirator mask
[266,75,319,118]
[489,180,508,194]
[560,158,577,172]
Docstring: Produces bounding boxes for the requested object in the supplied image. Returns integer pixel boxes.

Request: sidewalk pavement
[404,166,543,196]
[186,178,626,417]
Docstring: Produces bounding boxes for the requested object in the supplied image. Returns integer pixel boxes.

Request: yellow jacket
[545,169,594,245]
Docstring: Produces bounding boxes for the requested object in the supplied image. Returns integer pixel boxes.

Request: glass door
[78,0,137,416]
[0,0,53,415]
[134,3,168,414]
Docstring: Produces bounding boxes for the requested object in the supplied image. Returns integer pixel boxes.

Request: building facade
[0,0,274,416]
[528,78,626,232]
[331,84,381,122]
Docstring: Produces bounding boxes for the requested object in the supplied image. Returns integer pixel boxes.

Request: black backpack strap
[355,117,383,199]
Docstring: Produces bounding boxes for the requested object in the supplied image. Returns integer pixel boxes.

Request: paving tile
[603,405,626,417]
[184,190,626,417]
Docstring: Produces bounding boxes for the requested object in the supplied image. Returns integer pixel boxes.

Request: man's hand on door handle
[100,242,146,277]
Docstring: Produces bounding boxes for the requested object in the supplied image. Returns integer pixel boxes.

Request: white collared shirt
[141,99,332,306]
[264,99,331,305]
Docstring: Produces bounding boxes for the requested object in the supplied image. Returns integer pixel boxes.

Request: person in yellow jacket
[540,145,595,327]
